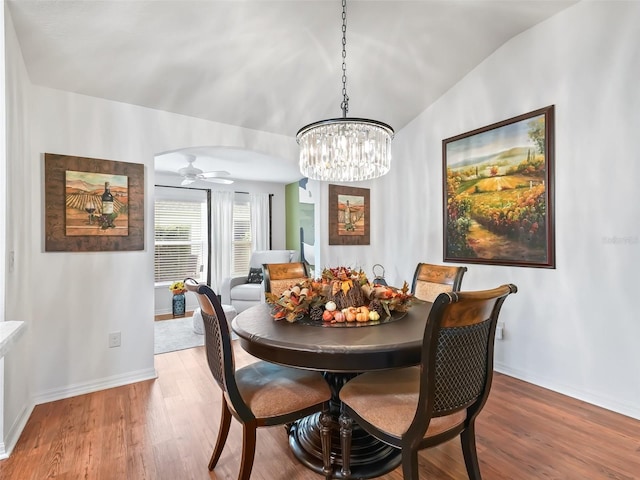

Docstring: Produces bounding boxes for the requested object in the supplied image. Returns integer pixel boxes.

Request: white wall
[2,3,32,457]
[323,1,640,419]
[0,0,7,457]
[4,22,297,460]
[21,87,295,403]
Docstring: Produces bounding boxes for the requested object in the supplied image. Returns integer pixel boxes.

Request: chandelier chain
[340,0,349,117]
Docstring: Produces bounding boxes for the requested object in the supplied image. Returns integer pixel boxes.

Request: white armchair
[220,250,298,313]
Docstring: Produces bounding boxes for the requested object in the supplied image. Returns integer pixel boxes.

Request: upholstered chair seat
[233,361,331,418]
[339,367,467,438]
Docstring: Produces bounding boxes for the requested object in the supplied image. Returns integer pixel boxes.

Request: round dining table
[231,299,432,479]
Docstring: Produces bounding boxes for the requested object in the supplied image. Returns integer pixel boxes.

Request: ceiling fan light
[177,156,234,185]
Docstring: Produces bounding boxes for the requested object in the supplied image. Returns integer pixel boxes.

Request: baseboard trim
[494,362,640,421]
[0,401,34,459]
[32,367,158,406]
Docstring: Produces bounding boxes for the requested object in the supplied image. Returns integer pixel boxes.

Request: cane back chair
[411,263,468,302]
[339,284,517,480]
[184,278,332,480]
[263,261,309,297]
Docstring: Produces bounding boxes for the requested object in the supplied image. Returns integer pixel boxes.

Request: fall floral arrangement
[265,266,413,323]
[169,280,187,295]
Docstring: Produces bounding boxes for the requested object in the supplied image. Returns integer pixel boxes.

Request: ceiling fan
[178,155,234,186]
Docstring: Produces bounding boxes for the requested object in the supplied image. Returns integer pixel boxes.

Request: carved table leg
[339,411,353,478]
[320,411,333,480]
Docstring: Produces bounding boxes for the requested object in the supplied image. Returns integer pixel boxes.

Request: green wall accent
[285,182,300,251]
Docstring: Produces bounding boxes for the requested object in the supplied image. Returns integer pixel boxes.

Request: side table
[193,304,237,334]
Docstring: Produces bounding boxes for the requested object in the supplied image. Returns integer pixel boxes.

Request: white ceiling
[7,0,577,184]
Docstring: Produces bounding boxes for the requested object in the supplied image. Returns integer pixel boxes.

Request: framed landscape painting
[328,184,370,245]
[45,153,144,252]
[442,105,555,268]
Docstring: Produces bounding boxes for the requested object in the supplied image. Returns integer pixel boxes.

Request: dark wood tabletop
[231,299,431,373]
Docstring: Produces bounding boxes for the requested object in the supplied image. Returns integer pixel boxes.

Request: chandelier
[297,0,394,182]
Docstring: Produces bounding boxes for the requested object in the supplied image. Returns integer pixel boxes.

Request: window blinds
[154,199,207,283]
[232,196,252,276]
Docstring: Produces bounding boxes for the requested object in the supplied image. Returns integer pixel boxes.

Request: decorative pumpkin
[355,306,370,322]
[333,311,345,323]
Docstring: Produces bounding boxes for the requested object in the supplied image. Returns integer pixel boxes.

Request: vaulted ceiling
[8,0,576,183]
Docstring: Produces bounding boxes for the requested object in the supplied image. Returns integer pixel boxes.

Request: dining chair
[410,263,468,302]
[184,278,333,480]
[339,284,517,480]
[263,261,309,297]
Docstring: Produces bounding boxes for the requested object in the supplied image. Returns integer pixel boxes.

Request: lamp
[297,0,394,182]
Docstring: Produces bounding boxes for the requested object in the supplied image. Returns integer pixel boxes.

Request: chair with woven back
[184,278,333,480]
[339,284,517,480]
[411,263,468,302]
[263,261,310,297]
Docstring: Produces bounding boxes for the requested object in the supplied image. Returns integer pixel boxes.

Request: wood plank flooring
[1,342,639,479]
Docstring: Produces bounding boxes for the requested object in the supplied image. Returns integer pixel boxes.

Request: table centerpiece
[265,266,413,324]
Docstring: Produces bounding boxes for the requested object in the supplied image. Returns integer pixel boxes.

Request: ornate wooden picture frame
[328,184,370,245]
[442,105,555,268]
[44,153,145,251]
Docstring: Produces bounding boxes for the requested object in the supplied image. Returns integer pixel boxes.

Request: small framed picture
[328,184,370,245]
[45,153,144,251]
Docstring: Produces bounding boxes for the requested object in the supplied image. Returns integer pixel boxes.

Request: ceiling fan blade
[200,170,231,178]
[181,178,195,186]
[202,177,234,185]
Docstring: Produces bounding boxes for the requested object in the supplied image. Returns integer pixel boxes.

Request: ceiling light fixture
[296,0,394,182]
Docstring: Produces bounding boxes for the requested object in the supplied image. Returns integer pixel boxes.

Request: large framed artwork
[328,184,370,245]
[442,105,555,268]
[44,153,145,251]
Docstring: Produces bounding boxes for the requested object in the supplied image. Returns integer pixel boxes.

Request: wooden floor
[1,343,639,480]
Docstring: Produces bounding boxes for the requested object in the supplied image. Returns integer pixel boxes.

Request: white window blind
[155,198,207,284]
[232,196,252,276]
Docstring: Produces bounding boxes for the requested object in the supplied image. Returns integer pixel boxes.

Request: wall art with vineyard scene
[442,105,555,268]
[328,184,370,245]
[45,153,144,252]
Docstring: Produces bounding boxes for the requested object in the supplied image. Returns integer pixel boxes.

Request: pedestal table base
[288,372,401,479]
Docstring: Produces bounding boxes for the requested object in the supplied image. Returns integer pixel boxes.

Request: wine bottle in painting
[101,182,114,215]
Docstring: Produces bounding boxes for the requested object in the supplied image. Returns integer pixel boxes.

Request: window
[154,187,208,284]
[232,194,252,276]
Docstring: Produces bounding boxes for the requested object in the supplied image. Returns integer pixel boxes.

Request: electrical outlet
[108,331,121,348]
[495,322,504,340]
